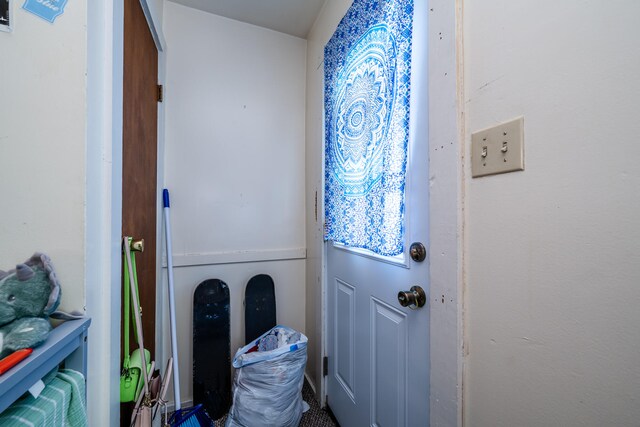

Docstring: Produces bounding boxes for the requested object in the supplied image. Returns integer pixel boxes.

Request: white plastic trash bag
[225,325,308,427]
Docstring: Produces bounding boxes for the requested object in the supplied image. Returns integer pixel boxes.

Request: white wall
[0,1,86,312]
[0,2,117,421]
[163,1,305,256]
[463,1,640,426]
[304,0,352,397]
[163,1,307,406]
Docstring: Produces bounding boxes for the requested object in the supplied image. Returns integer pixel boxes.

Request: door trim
[86,2,125,425]
[138,0,166,51]
[426,0,463,425]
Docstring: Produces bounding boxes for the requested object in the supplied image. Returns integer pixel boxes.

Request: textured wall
[0,1,87,313]
[463,1,640,426]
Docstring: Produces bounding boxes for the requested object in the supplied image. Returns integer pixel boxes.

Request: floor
[299,379,338,427]
[212,379,337,427]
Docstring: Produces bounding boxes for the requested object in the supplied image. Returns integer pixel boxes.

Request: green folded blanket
[0,369,87,426]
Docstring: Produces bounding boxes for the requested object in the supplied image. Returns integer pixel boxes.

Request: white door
[325,1,429,426]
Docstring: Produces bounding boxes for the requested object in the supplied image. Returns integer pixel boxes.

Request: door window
[324,0,414,257]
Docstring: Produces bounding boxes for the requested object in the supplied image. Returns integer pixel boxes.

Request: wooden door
[121,0,158,421]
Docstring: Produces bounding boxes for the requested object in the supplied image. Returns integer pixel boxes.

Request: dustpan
[124,237,176,427]
[131,349,152,399]
[120,353,140,402]
[120,240,152,403]
[124,237,154,427]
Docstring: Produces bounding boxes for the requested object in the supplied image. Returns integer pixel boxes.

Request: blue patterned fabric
[324,0,414,256]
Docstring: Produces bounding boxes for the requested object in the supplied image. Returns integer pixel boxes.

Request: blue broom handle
[163,189,182,411]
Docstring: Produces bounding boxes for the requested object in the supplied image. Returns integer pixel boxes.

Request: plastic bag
[225,325,308,427]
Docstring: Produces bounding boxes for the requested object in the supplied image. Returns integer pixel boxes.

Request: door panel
[326,1,429,426]
[335,279,356,400]
[121,0,158,425]
[371,298,407,427]
[122,0,158,361]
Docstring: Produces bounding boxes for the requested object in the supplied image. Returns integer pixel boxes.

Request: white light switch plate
[471,117,524,178]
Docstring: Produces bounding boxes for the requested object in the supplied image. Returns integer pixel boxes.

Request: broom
[163,189,214,426]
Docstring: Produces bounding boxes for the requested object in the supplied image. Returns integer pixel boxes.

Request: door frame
[424,1,463,425]
[320,0,463,425]
[86,1,165,424]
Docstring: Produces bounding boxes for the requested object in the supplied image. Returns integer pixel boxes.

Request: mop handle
[163,189,182,410]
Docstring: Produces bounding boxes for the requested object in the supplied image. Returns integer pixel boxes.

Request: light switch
[471,117,524,178]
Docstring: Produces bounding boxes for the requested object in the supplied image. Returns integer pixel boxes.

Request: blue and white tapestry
[324,0,414,256]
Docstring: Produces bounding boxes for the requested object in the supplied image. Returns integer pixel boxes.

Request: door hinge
[323,356,328,377]
[157,84,164,102]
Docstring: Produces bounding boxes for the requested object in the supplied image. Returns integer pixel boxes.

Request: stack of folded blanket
[0,368,87,426]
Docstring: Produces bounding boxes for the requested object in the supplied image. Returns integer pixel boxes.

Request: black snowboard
[193,279,230,420]
[244,274,277,344]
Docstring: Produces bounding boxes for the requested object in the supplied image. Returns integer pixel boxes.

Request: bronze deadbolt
[409,242,426,262]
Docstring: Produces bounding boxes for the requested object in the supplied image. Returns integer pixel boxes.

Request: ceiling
[169,0,327,39]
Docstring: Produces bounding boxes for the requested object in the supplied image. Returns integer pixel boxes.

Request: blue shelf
[0,317,91,414]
